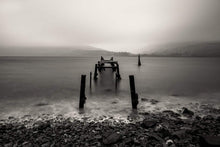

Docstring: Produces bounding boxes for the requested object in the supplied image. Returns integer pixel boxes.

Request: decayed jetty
[94,56,121,80]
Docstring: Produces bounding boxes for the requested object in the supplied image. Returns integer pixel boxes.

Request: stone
[202,115,214,121]
[149,99,159,104]
[41,142,51,147]
[95,135,102,140]
[172,130,186,140]
[22,141,32,147]
[141,98,148,101]
[111,101,118,104]
[182,107,194,116]
[199,135,220,147]
[142,119,157,128]
[166,139,174,146]
[95,127,101,131]
[103,132,122,145]
[4,142,13,147]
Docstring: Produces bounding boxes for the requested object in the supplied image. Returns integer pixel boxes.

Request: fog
[0,0,220,53]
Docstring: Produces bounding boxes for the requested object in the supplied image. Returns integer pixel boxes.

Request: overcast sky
[0,0,220,53]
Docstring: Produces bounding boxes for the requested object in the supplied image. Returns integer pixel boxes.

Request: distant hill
[0,46,109,56]
[1,42,219,57]
[0,45,134,57]
[142,42,220,57]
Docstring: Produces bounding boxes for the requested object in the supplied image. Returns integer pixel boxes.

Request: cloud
[0,0,220,52]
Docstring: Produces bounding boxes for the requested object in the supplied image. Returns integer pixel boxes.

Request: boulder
[199,135,220,147]
[182,107,194,117]
[142,119,157,129]
[103,132,122,145]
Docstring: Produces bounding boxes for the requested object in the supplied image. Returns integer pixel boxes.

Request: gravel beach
[1,106,220,147]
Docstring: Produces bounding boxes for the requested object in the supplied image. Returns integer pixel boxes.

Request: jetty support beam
[129,75,138,109]
[79,75,87,109]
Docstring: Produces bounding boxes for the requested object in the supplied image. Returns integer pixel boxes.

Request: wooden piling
[138,54,141,66]
[129,75,139,109]
[94,64,98,80]
[115,73,118,90]
[79,75,86,109]
[90,72,92,88]
[116,63,121,79]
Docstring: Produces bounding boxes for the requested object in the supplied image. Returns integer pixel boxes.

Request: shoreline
[1,107,220,146]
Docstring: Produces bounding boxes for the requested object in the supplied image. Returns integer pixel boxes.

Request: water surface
[0,56,219,119]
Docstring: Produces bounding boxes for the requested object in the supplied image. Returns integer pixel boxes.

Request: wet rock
[35,102,49,106]
[156,126,171,138]
[149,99,159,104]
[171,94,180,97]
[140,98,159,104]
[199,135,220,147]
[41,142,50,147]
[162,110,181,118]
[148,134,164,143]
[172,130,187,140]
[202,115,214,121]
[95,127,101,131]
[8,116,15,120]
[166,139,175,147]
[103,132,122,145]
[22,141,32,147]
[182,107,194,117]
[142,119,157,128]
[141,98,148,101]
[133,138,140,145]
[95,135,102,140]
[111,101,118,104]
[4,142,13,147]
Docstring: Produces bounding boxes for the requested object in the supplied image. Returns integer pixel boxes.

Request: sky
[0,0,220,53]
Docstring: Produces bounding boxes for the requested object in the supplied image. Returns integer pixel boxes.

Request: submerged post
[129,75,139,109]
[90,72,92,89]
[138,54,141,66]
[94,64,98,80]
[116,63,121,79]
[79,75,86,109]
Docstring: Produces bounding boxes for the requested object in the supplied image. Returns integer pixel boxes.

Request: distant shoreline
[0,55,220,58]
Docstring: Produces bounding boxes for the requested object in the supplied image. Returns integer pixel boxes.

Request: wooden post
[129,75,138,109]
[79,75,86,109]
[94,64,98,80]
[90,72,92,89]
[115,73,118,90]
[116,63,121,79]
[138,54,141,66]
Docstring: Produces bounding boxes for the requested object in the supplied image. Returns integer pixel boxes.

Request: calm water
[0,56,220,119]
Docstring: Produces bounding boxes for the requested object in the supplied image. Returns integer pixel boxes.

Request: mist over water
[0,56,220,119]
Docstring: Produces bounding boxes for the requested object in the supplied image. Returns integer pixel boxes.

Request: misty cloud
[0,0,220,52]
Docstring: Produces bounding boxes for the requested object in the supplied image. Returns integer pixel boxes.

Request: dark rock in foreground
[182,107,194,117]
[0,110,219,147]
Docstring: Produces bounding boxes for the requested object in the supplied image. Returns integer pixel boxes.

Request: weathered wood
[90,72,92,88]
[95,56,121,79]
[97,66,118,68]
[79,75,86,109]
[94,64,98,79]
[115,73,118,90]
[116,63,121,79]
[129,75,138,109]
[138,54,141,66]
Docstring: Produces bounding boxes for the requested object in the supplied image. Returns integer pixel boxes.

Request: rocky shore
[0,106,220,147]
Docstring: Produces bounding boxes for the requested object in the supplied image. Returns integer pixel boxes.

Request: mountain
[142,42,220,57]
[0,46,113,56]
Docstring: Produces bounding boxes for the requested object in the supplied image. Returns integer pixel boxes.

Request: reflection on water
[0,56,220,119]
[92,69,119,95]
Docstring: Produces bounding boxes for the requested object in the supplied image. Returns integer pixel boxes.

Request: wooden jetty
[94,56,121,80]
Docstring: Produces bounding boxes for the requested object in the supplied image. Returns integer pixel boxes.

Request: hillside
[142,42,220,57]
